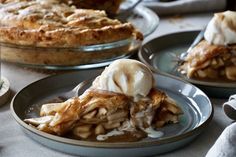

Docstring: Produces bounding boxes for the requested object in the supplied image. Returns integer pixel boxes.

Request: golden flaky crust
[0,0,143,47]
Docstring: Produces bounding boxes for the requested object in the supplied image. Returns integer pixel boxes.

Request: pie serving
[179,11,236,81]
[0,0,143,66]
[179,40,236,81]
[25,59,182,142]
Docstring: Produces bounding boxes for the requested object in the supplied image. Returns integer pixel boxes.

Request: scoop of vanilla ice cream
[92,59,154,98]
[204,11,236,45]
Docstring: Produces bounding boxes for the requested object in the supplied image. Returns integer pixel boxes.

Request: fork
[115,0,143,22]
[171,28,206,73]
[59,78,94,100]
[180,29,206,61]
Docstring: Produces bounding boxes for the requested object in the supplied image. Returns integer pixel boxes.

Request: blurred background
[135,0,235,15]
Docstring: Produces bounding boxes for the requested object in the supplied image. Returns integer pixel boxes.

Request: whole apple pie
[0,0,143,66]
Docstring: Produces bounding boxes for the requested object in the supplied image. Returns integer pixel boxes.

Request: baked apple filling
[179,40,236,81]
[25,88,182,141]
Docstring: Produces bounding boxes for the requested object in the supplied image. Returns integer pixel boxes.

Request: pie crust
[0,0,142,47]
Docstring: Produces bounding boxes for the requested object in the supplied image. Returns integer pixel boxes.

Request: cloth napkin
[205,95,236,157]
[141,0,227,15]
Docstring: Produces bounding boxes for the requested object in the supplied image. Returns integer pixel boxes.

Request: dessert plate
[139,30,236,98]
[11,69,212,157]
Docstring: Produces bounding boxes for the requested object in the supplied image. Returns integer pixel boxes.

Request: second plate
[139,30,236,98]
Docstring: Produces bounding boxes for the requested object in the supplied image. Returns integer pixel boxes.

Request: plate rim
[10,71,213,148]
[138,30,236,88]
[134,5,160,37]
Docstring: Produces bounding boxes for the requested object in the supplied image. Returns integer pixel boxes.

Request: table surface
[0,12,233,157]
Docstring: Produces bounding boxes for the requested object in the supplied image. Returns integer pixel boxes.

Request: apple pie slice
[25,88,182,141]
[179,40,236,81]
[25,59,182,142]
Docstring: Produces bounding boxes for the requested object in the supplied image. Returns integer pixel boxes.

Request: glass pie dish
[0,38,141,70]
[0,2,158,70]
